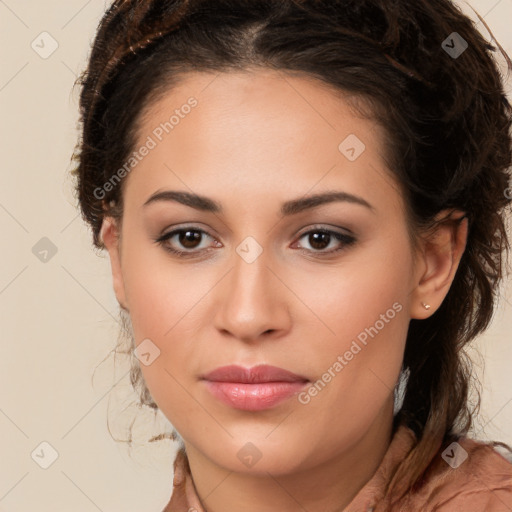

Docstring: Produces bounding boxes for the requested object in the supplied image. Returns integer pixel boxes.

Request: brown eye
[155,227,217,257]
[308,232,331,250]
[296,228,356,255]
[178,230,203,249]
[154,225,356,258]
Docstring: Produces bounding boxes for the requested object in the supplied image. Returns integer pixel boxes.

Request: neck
[183,399,395,512]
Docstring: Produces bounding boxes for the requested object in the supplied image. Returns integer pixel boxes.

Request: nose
[213,249,292,343]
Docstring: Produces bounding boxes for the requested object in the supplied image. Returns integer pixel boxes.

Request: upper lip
[201,364,309,383]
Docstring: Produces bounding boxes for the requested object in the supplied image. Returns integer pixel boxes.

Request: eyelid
[292,225,356,254]
[295,223,355,238]
[156,224,219,247]
[155,223,356,257]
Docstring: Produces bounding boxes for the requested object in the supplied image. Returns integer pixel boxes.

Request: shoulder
[406,435,512,511]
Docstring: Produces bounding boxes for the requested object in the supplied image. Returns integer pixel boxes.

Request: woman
[71,0,512,510]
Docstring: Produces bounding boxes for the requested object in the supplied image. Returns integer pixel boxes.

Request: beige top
[162,424,512,511]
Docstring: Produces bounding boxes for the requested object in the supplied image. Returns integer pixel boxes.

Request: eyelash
[154,225,356,258]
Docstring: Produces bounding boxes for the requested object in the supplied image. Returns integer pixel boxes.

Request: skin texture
[100,69,468,512]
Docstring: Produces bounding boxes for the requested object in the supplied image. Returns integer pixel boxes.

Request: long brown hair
[71,0,512,503]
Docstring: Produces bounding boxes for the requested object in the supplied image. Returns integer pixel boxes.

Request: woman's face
[102,69,427,474]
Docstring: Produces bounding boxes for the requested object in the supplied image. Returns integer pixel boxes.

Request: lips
[201,364,310,411]
[201,364,309,384]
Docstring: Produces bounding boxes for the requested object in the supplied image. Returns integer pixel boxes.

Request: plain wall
[1,1,511,510]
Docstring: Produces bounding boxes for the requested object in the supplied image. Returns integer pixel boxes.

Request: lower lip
[203,380,308,411]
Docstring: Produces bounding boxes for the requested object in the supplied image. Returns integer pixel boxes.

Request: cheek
[294,229,413,350]
[118,239,218,414]
[292,231,412,415]
[120,223,202,338]
[123,266,200,423]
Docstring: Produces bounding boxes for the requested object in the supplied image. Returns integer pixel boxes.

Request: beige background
[1,1,511,510]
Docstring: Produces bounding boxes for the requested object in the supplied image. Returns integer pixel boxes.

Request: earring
[421,302,431,310]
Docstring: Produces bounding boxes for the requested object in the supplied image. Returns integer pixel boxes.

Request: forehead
[124,69,402,215]
[137,68,373,143]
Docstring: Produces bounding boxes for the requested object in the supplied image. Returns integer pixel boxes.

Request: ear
[410,210,468,319]
[100,216,129,312]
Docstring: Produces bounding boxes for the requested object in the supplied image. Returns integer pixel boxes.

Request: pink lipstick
[201,364,309,411]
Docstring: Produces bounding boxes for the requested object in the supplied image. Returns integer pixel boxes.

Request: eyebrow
[143,189,374,215]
